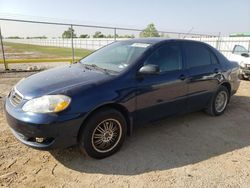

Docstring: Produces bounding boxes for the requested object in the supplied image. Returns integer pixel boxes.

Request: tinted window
[185,43,211,68]
[210,52,219,64]
[145,44,182,72]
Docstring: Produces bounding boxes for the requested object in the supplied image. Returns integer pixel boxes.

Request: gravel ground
[0,70,250,188]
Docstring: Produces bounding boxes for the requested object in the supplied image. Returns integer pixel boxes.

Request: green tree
[62,27,76,38]
[93,31,105,38]
[79,34,89,38]
[139,23,160,38]
[7,36,22,39]
[106,34,113,38]
[122,34,135,38]
[27,36,47,39]
[160,33,169,38]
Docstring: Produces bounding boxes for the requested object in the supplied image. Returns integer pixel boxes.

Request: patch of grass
[0,58,78,64]
[2,42,93,60]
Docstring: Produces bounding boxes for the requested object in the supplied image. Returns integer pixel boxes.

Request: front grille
[243,67,250,71]
[9,88,23,107]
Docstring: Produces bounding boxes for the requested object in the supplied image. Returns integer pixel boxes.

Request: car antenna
[183,27,194,39]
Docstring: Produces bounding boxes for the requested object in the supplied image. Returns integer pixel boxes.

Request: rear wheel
[206,85,229,116]
[78,108,127,159]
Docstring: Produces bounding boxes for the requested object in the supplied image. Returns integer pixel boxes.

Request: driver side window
[144,44,182,72]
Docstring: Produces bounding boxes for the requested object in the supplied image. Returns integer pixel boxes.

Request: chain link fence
[2,18,248,71]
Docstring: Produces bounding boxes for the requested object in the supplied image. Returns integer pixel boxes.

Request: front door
[135,42,188,123]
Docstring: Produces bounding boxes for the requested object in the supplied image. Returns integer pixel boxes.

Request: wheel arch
[220,81,231,96]
[77,103,133,141]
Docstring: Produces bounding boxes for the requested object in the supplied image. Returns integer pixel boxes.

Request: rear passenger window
[185,43,211,68]
[210,52,219,64]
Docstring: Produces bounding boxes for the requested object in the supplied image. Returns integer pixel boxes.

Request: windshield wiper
[83,64,117,75]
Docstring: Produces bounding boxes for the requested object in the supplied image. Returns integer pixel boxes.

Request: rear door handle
[179,74,186,80]
[214,68,220,73]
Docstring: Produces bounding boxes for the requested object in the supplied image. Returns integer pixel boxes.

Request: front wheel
[206,85,229,116]
[238,74,244,80]
[78,108,127,159]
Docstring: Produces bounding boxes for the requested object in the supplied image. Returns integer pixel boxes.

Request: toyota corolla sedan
[4,39,240,159]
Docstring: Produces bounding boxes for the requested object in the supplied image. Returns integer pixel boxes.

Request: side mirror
[241,53,250,57]
[138,64,160,75]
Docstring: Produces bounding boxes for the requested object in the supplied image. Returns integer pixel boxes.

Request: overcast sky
[0,0,250,37]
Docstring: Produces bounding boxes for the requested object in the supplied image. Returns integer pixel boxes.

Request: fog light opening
[28,137,54,144]
[35,137,45,143]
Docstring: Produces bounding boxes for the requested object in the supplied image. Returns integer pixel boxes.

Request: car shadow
[50,95,250,175]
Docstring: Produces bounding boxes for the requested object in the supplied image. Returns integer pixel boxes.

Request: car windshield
[80,41,151,73]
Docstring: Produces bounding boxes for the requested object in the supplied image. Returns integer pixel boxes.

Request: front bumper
[240,67,250,77]
[4,98,84,150]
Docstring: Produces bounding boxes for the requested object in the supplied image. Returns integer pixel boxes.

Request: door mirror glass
[138,64,160,75]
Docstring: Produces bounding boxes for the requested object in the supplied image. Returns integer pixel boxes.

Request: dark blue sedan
[4,39,240,159]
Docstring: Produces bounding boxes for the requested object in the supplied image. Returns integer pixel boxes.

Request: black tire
[78,108,127,159]
[239,74,250,81]
[206,85,229,116]
[238,74,244,80]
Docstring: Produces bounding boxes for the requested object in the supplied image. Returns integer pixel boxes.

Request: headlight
[240,61,247,68]
[22,95,71,113]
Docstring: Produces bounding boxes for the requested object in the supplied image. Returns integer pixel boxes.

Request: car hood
[243,57,250,64]
[229,53,250,64]
[238,57,250,65]
[15,63,111,99]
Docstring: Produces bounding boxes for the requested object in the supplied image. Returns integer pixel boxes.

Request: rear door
[182,41,222,112]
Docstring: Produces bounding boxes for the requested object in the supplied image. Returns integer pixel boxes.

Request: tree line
[4,36,48,39]
[3,23,168,39]
[62,28,135,39]
[62,23,167,38]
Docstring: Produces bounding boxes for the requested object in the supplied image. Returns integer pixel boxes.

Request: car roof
[123,38,207,45]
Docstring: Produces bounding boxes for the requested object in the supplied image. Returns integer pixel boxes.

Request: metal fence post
[71,24,75,63]
[248,40,250,53]
[0,25,8,70]
[114,28,117,41]
[216,32,221,50]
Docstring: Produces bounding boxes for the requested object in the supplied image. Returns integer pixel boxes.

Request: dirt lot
[0,71,250,188]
